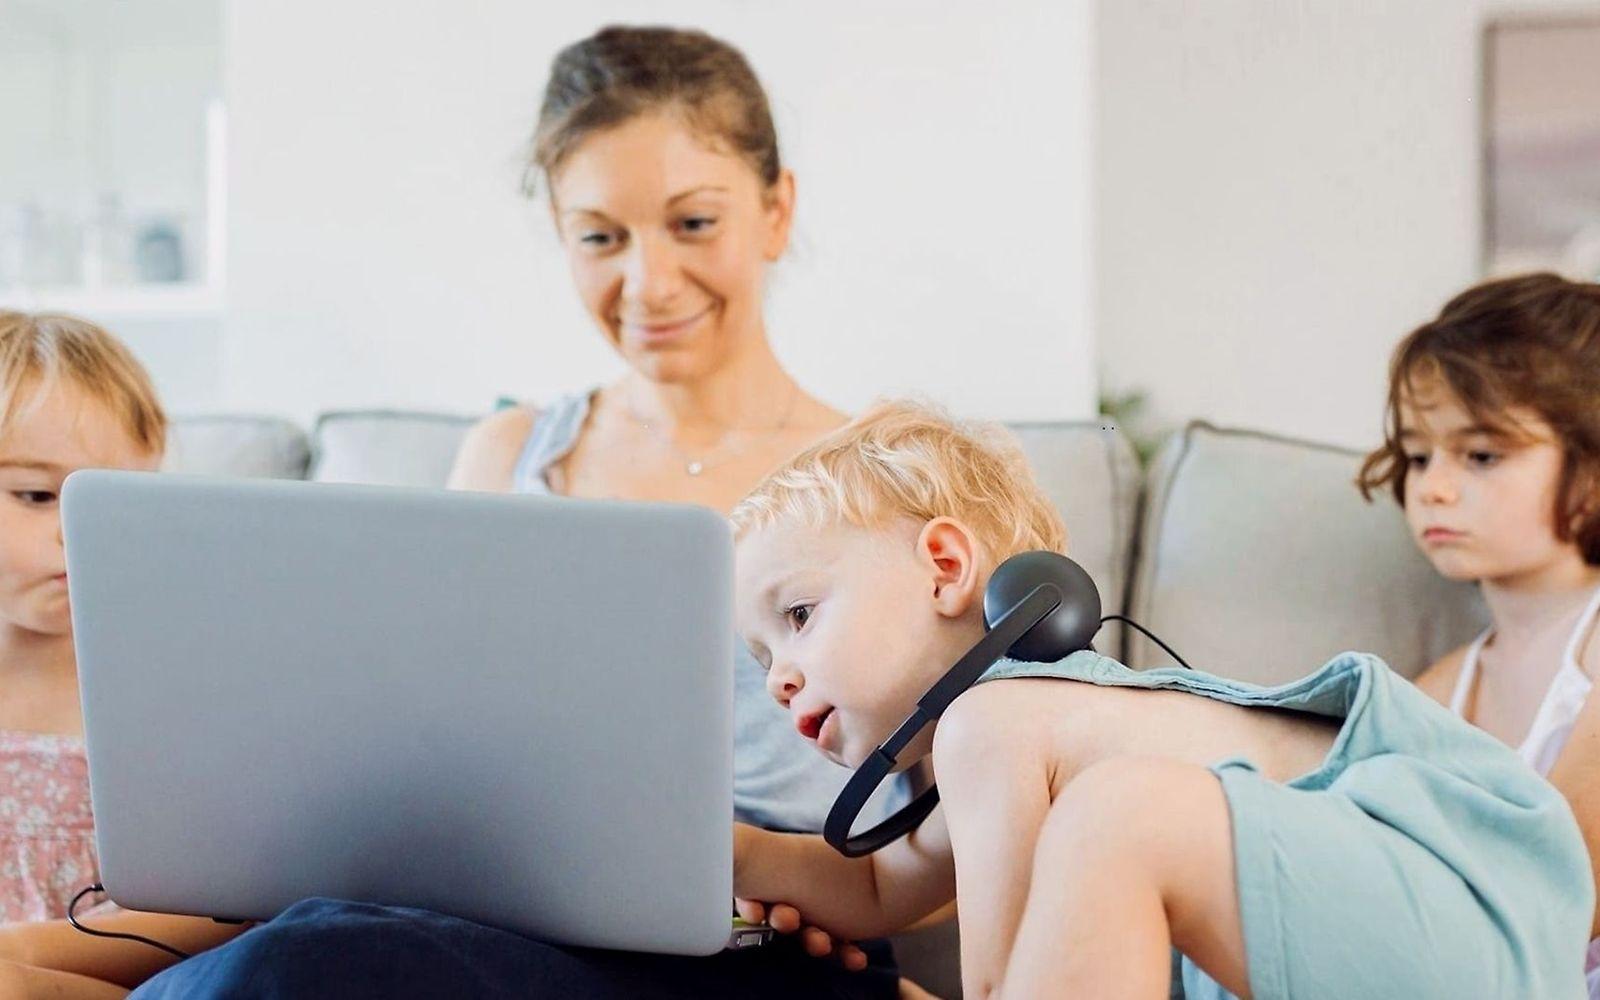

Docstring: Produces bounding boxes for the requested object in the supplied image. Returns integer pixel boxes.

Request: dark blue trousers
[131,898,901,999]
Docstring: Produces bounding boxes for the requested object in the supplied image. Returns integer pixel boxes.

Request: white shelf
[0,284,223,319]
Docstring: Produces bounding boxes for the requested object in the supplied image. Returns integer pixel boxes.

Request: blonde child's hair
[731,399,1067,563]
[0,311,167,454]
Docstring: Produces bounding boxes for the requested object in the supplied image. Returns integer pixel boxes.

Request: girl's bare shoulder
[1411,645,1470,707]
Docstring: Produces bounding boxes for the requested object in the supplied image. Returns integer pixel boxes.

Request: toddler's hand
[734,898,868,971]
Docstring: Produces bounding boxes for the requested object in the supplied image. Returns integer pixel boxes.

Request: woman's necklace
[625,383,801,477]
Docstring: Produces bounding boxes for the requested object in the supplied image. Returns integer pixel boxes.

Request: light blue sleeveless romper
[981,649,1593,1000]
[511,391,908,833]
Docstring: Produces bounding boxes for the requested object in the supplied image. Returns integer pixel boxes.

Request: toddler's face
[736,518,984,769]
[1398,384,1574,585]
[0,383,160,636]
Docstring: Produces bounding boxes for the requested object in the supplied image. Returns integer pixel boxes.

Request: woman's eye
[785,604,813,630]
[579,230,619,250]
[12,490,57,506]
[1404,452,1429,470]
[678,216,717,235]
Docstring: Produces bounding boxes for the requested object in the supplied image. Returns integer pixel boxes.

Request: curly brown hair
[526,25,780,197]
[1357,273,1600,565]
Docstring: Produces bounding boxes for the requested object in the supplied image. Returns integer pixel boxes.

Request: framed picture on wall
[1482,15,1600,280]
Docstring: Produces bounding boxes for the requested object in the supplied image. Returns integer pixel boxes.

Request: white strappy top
[1447,583,1600,996]
[1448,584,1600,776]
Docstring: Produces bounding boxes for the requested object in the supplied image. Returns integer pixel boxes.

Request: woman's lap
[130,898,900,1000]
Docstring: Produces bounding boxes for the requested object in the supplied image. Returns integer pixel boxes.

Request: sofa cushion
[311,410,476,487]
[1125,422,1487,683]
[164,416,311,479]
[1006,421,1142,621]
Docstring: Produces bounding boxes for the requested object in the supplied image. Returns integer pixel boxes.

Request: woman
[449,23,871,841]
[128,25,923,1000]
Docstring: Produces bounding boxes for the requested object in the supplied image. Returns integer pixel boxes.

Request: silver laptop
[61,471,735,956]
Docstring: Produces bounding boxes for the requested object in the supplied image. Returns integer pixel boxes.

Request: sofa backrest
[164,416,311,480]
[310,410,474,486]
[1008,421,1143,649]
[292,414,1143,612]
[1125,422,1487,683]
[166,411,1490,690]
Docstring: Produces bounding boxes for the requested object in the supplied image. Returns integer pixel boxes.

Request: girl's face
[0,382,160,637]
[1398,383,1578,587]
[548,112,794,385]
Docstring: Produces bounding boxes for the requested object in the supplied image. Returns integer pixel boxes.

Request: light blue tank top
[511,390,908,833]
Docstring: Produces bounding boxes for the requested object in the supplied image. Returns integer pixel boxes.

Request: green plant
[1097,387,1163,466]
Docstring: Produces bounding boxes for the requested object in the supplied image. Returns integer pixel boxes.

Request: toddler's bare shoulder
[935,678,1085,762]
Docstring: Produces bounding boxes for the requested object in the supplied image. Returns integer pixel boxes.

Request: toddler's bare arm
[733,810,956,942]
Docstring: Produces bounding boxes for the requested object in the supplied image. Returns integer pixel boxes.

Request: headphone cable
[1099,614,1193,670]
[68,884,193,961]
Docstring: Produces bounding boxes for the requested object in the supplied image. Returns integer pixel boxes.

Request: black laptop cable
[68,883,193,960]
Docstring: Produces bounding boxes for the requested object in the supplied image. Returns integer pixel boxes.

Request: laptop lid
[62,471,734,956]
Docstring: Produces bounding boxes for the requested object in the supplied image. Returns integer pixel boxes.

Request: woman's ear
[761,169,796,261]
[915,517,983,620]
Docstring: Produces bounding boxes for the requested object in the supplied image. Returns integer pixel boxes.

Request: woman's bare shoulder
[1411,644,1470,707]
[447,406,539,491]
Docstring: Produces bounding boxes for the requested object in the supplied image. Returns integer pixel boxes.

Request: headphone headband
[823,561,1087,857]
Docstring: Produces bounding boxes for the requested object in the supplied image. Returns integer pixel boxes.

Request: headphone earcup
[983,551,1101,662]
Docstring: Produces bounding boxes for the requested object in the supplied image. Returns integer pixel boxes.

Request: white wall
[221,1,1096,426]
[17,3,1600,442]
[0,0,218,280]
[1095,0,1600,451]
[0,0,222,413]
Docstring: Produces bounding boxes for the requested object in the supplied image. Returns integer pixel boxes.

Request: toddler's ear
[916,517,982,619]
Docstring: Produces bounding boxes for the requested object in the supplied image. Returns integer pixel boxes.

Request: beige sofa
[160,410,1489,998]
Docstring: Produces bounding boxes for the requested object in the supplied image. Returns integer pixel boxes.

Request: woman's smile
[620,304,715,346]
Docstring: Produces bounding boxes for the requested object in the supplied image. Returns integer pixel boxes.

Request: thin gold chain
[625,382,801,477]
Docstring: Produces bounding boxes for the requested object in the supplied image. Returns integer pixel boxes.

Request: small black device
[822,551,1187,857]
[727,916,777,950]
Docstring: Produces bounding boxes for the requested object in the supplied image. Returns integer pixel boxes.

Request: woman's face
[549,113,794,384]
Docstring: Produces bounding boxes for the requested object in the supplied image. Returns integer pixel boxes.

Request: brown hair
[731,399,1067,564]
[0,310,167,455]
[1357,273,1600,564]
[526,25,781,196]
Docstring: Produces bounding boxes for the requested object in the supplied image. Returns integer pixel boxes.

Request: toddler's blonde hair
[731,399,1066,562]
[0,311,167,454]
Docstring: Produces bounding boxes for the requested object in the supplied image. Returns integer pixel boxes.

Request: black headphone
[822,550,1189,857]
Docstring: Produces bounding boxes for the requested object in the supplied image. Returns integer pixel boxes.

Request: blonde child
[0,311,242,998]
[730,401,1590,999]
[1359,272,1600,996]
